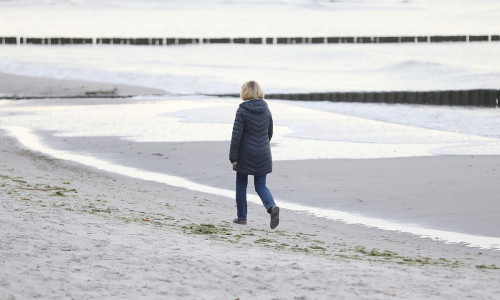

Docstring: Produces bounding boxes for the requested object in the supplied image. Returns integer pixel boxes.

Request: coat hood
[239,99,268,113]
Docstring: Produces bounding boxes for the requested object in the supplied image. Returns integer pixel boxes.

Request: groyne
[1,35,499,46]
[218,89,499,108]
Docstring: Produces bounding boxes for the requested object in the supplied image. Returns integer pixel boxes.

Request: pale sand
[1,128,500,299]
[0,72,165,98]
[1,73,500,299]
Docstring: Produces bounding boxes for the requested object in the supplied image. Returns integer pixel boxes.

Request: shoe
[270,206,280,229]
[233,218,247,225]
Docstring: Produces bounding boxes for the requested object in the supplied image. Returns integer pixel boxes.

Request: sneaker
[270,206,280,229]
[233,218,247,225]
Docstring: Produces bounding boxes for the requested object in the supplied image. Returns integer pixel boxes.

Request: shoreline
[30,131,500,240]
[0,72,166,98]
[1,122,500,298]
[0,71,498,242]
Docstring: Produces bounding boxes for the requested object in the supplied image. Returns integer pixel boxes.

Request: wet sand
[38,134,500,238]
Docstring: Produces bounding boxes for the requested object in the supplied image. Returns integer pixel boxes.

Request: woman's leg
[254,174,276,211]
[236,172,248,220]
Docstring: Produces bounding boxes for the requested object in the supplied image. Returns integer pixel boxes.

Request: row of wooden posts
[1,35,499,45]
[2,89,497,107]
[218,89,499,108]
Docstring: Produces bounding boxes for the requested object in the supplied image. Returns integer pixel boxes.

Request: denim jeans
[236,172,276,220]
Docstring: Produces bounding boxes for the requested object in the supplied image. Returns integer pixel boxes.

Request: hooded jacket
[229,98,273,175]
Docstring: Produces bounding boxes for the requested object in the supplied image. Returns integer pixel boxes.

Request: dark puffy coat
[229,99,273,175]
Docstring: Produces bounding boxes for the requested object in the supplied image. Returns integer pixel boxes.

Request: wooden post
[276,37,288,44]
[469,90,480,106]
[481,89,498,107]
[364,92,375,103]
[322,93,332,101]
[373,92,384,103]
[459,90,470,106]
[327,37,340,43]
[395,92,405,103]
[417,36,428,43]
[449,91,460,105]
[415,92,424,104]
[379,37,398,43]
[469,35,488,42]
[357,37,373,43]
[249,38,262,44]
[310,93,322,101]
[232,38,246,44]
[341,37,354,43]
[4,37,17,44]
[210,38,230,44]
[400,36,416,43]
[442,91,451,105]
[311,37,325,44]
[431,91,441,105]
[385,92,396,103]
[406,92,417,104]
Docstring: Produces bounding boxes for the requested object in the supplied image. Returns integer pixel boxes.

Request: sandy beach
[1,73,500,299]
[0,72,165,98]
[37,135,500,237]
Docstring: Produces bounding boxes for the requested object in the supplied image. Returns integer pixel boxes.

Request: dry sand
[2,130,500,299]
[1,73,500,299]
[0,72,165,98]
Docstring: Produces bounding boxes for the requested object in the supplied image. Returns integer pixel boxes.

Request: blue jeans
[236,172,276,220]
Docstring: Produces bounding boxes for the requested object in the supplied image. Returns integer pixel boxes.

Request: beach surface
[1,73,500,299]
[37,136,500,238]
[0,72,165,98]
[2,122,500,300]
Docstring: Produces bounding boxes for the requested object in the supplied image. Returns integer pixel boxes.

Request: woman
[229,80,279,229]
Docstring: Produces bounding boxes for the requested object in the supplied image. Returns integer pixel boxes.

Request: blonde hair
[240,81,265,100]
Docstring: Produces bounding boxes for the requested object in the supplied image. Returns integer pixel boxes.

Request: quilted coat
[229,98,273,175]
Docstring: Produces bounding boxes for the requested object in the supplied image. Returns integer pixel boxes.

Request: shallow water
[1,97,499,159]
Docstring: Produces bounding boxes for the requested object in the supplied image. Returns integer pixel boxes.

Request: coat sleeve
[229,108,244,163]
[268,111,273,141]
